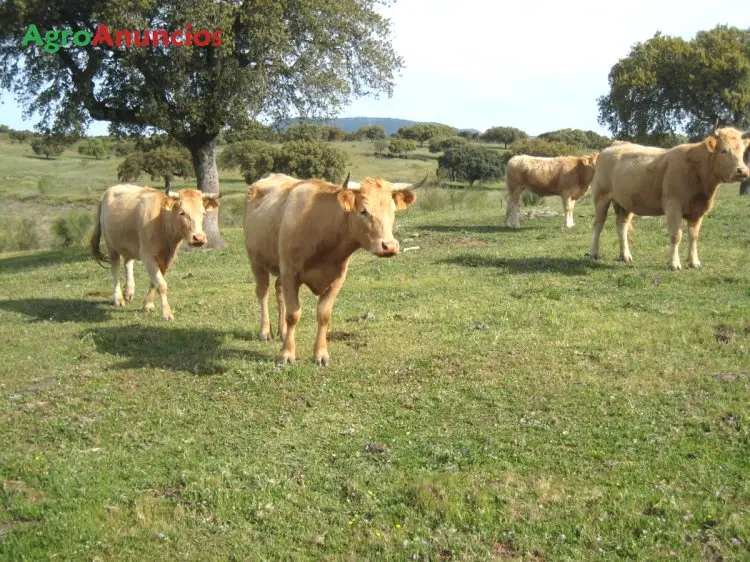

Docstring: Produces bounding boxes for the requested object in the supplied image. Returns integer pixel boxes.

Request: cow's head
[164,189,221,247]
[579,152,599,182]
[705,128,750,182]
[337,173,426,257]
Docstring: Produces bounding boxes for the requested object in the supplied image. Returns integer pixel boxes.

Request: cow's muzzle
[189,233,207,247]
[374,240,400,258]
[734,166,750,181]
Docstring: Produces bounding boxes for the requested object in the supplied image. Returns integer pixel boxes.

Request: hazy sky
[2,0,749,136]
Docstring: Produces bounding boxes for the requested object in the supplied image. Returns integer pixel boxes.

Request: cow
[504,153,599,228]
[243,172,425,365]
[90,184,221,320]
[588,127,750,270]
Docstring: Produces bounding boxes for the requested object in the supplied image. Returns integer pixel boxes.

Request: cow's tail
[89,201,110,268]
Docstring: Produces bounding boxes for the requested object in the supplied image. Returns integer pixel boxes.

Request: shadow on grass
[0,298,111,323]
[0,248,90,274]
[416,224,523,234]
[440,254,613,275]
[88,324,273,374]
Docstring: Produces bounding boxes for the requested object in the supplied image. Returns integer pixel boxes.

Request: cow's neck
[689,143,722,197]
[157,211,184,272]
[327,212,362,263]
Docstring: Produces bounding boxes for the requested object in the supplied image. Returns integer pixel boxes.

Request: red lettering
[185,24,193,47]
[133,30,150,47]
[114,30,132,47]
[169,30,183,46]
[151,30,169,47]
[211,30,222,47]
[91,24,114,47]
[193,30,210,47]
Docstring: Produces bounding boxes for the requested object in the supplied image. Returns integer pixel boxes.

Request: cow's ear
[705,136,718,152]
[393,189,416,210]
[203,197,220,211]
[337,189,356,212]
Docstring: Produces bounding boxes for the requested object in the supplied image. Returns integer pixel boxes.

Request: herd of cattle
[89,127,750,364]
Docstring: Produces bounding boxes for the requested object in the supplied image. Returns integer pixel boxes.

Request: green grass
[1,135,750,560]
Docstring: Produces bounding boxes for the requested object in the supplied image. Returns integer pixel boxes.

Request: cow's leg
[589,196,611,260]
[614,204,634,262]
[110,252,125,306]
[562,195,575,228]
[665,201,683,271]
[279,274,301,364]
[142,256,174,320]
[505,187,522,228]
[314,271,348,367]
[687,215,704,269]
[144,284,157,313]
[123,259,135,303]
[251,262,272,341]
[275,278,287,343]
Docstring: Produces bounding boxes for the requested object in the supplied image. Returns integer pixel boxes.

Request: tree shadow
[0,298,111,323]
[0,248,91,274]
[439,254,613,275]
[88,325,274,374]
[415,224,523,234]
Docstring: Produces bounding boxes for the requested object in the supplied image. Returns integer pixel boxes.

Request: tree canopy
[0,0,402,247]
[480,126,527,147]
[598,26,750,141]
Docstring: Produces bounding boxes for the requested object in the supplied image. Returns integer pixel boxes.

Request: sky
[2,0,749,137]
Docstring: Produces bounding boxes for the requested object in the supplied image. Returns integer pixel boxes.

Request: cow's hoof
[162,313,175,321]
[259,331,273,341]
[315,356,330,367]
[143,303,156,313]
[669,262,682,271]
[618,255,633,263]
[124,292,134,303]
[688,261,702,269]
[586,252,599,261]
[114,298,126,307]
[279,353,296,365]
[279,332,287,343]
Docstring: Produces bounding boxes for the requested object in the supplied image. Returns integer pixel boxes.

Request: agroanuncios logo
[22,23,223,53]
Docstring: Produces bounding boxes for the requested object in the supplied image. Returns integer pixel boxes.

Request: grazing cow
[244,173,424,365]
[504,153,599,228]
[588,127,750,270]
[90,184,220,320]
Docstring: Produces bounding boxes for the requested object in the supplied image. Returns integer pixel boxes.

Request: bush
[397,123,457,146]
[438,144,506,185]
[31,135,68,159]
[537,128,612,150]
[509,138,579,157]
[0,125,9,133]
[118,147,194,189]
[224,121,278,144]
[373,139,388,156]
[275,140,347,182]
[218,140,279,184]
[15,219,40,251]
[387,138,418,158]
[52,211,93,248]
[78,138,108,159]
[428,135,468,153]
[353,125,386,141]
[37,175,55,195]
[8,130,34,143]
[111,140,136,156]
[480,126,528,147]
[282,123,326,142]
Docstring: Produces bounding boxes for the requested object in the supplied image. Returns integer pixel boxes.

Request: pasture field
[1,137,750,560]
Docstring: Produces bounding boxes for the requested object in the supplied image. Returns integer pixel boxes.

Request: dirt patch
[86,291,111,298]
[714,324,739,344]
[328,331,366,350]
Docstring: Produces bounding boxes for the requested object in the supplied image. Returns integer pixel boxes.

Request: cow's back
[244,180,298,274]
[508,155,584,195]
[591,144,669,214]
[100,185,158,259]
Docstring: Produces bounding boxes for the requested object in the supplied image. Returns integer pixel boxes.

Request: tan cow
[90,184,220,320]
[504,153,599,228]
[244,173,424,365]
[589,127,750,270]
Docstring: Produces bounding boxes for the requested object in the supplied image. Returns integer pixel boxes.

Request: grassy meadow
[1,134,750,560]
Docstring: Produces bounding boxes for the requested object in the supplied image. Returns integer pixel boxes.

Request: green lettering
[43,30,60,53]
[21,24,43,47]
[72,30,91,47]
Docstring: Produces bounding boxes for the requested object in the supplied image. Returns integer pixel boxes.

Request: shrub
[429,135,468,153]
[31,135,68,159]
[480,126,528,147]
[78,138,108,159]
[218,141,279,184]
[37,175,55,195]
[275,140,347,182]
[117,147,194,189]
[224,121,278,144]
[387,138,418,158]
[52,211,93,248]
[373,139,388,156]
[438,144,506,185]
[15,219,40,251]
[111,140,136,156]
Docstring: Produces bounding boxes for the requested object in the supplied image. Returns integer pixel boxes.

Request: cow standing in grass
[504,153,599,228]
[90,184,220,320]
[588,127,750,270]
[243,173,424,365]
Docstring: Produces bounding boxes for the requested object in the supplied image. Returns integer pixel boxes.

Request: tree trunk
[188,136,227,249]
[740,178,750,196]
[164,176,171,191]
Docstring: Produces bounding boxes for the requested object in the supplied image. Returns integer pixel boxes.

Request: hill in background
[280,116,480,136]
